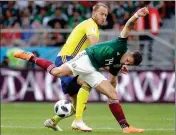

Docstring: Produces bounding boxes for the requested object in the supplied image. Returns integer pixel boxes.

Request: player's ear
[92,12,96,19]
[94,12,97,17]
[132,52,142,65]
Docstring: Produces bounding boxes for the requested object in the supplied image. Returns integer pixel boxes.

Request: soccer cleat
[122,126,145,133]
[44,119,63,131]
[14,51,34,61]
[71,120,92,132]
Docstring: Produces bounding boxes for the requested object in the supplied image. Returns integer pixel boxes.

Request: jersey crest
[92,28,96,33]
[117,52,120,56]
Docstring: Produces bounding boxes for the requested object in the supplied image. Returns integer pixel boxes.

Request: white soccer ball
[54,100,74,117]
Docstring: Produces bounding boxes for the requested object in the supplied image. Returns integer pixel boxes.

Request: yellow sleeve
[85,22,98,37]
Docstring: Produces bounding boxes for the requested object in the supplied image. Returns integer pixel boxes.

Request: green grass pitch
[1,103,174,135]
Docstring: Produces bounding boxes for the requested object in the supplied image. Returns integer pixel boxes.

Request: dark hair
[93,3,108,12]
[132,52,142,65]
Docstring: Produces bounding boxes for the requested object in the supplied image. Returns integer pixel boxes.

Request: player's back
[86,37,128,69]
[59,18,99,57]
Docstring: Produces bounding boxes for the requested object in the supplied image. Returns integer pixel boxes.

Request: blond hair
[93,3,108,12]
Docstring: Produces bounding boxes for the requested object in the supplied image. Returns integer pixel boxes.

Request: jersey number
[105,58,114,66]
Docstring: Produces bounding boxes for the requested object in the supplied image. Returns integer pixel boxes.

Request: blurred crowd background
[1,1,175,46]
[0,1,175,69]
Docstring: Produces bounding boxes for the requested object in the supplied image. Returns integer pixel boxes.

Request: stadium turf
[1,103,174,135]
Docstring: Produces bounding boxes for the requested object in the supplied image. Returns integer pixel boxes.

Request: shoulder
[86,18,98,27]
[106,38,127,51]
[116,37,128,43]
[77,19,93,29]
[84,18,99,35]
[116,37,128,51]
[76,19,87,27]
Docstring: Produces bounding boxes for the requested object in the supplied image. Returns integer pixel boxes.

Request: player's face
[94,6,108,26]
[121,53,134,66]
[124,56,134,65]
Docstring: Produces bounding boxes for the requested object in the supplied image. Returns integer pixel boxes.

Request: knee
[82,83,91,89]
[80,83,91,93]
[108,91,118,100]
[77,77,84,85]
[50,67,61,77]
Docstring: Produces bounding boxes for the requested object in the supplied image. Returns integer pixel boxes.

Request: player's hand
[136,7,149,17]
[120,65,128,74]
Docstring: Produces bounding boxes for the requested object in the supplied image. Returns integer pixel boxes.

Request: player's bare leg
[14,51,74,131]
[14,51,72,77]
[96,80,145,133]
[14,51,91,131]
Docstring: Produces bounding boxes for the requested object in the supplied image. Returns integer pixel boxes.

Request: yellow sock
[75,84,91,120]
[51,115,63,124]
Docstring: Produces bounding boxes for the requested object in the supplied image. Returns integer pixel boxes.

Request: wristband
[134,13,139,18]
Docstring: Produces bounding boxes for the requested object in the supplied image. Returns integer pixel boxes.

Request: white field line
[1,125,174,131]
[2,117,174,121]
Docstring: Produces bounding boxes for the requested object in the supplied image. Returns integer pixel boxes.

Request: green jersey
[86,37,127,76]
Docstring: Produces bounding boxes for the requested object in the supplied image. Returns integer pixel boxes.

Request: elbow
[110,81,117,88]
[50,68,60,78]
[110,81,116,85]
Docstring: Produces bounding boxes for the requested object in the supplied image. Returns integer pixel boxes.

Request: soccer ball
[54,100,74,117]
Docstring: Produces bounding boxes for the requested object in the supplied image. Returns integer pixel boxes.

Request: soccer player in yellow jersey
[45,3,108,131]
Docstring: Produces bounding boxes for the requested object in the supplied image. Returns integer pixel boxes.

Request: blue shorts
[55,55,81,96]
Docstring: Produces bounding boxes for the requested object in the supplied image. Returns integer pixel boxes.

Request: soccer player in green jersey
[14,7,149,133]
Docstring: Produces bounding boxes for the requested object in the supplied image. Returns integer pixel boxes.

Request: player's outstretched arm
[120,7,149,38]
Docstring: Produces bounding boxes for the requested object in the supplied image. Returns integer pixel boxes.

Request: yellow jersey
[59,18,99,57]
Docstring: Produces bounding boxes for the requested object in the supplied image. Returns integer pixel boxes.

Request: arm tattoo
[128,21,136,29]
